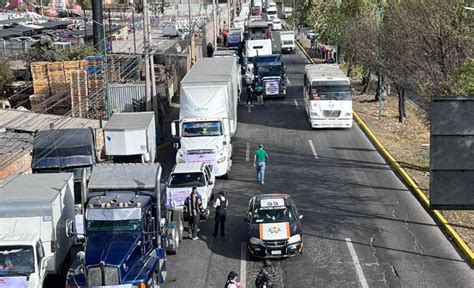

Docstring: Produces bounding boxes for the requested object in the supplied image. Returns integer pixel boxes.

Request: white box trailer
[172,58,238,178]
[0,173,75,288]
[104,112,156,163]
[272,31,296,54]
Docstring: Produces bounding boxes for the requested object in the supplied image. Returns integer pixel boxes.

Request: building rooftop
[0,109,103,133]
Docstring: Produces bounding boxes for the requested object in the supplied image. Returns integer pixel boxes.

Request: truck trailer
[32,128,97,239]
[0,173,75,288]
[104,112,156,163]
[272,31,296,54]
[172,58,239,178]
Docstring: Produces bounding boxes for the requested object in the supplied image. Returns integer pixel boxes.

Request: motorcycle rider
[255,259,275,288]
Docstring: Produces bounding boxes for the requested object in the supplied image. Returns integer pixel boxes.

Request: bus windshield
[310,85,352,101]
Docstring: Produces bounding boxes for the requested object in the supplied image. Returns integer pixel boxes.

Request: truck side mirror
[171,120,179,138]
[36,241,44,259]
[76,251,85,264]
[173,142,180,149]
[66,219,76,238]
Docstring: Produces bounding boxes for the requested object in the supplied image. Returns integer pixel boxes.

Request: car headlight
[288,234,301,244]
[217,155,227,163]
[249,237,263,245]
[344,112,352,117]
[177,157,185,163]
[310,112,319,118]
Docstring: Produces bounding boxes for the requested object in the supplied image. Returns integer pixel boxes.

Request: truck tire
[151,270,160,288]
[170,210,184,242]
[167,223,179,254]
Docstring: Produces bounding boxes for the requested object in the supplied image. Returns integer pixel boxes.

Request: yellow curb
[286,19,474,264]
[353,112,474,265]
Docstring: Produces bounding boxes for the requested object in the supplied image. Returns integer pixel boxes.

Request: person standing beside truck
[246,85,254,106]
[253,144,269,185]
[212,191,228,237]
[184,187,205,240]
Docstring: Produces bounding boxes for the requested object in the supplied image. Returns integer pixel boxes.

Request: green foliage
[450,58,474,96]
[55,44,98,61]
[76,0,92,10]
[0,60,15,98]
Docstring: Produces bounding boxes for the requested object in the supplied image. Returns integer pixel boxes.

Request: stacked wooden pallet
[30,60,89,115]
[68,70,89,117]
[86,56,106,119]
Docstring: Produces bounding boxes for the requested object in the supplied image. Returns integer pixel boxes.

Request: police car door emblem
[268,226,281,234]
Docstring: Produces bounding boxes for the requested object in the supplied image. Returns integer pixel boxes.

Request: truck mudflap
[157,248,167,284]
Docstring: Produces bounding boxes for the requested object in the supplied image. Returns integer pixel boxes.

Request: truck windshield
[169,172,206,188]
[182,121,222,137]
[87,219,141,232]
[310,85,352,101]
[258,65,282,77]
[0,245,35,275]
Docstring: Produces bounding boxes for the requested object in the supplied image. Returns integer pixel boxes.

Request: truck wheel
[151,270,160,288]
[167,224,179,254]
[170,210,184,242]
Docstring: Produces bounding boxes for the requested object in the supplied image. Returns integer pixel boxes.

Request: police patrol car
[245,194,303,258]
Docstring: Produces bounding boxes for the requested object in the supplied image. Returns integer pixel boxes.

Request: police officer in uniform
[212,191,228,237]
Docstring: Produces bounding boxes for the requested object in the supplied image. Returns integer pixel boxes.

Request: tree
[450,58,474,96]
[55,44,98,61]
[76,0,92,10]
[0,59,15,99]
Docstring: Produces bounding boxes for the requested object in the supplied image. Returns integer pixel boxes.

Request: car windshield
[0,245,35,275]
[251,206,296,223]
[258,65,282,77]
[87,219,141,232]
[282,40,294,45]
[310,85,352,101]
[182,121,222,137]
[169,172,205,188]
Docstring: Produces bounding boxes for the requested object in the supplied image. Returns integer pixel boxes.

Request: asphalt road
[161,48,474,287]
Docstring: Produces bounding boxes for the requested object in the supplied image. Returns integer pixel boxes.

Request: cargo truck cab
[172,118,232,179]
[0,234,47,288]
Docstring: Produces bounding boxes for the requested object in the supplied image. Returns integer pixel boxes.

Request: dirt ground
[296,34,474,252]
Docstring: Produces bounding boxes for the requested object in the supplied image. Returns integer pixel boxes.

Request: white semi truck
[172,58,239,178]
[0,173,75,288]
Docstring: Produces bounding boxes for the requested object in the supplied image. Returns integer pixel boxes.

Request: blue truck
[253,54,287,98]
[66,163,178,287]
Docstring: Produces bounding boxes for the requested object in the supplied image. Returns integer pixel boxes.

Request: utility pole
[143,0,151,111]
[213,0,217,49]
[227,0,231,31]
[188,0,194,64]
[376,0,385,117]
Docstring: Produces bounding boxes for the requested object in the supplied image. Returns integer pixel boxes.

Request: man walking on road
[184,187,205,240]
[212,191,228,237]
[253,144,269,185]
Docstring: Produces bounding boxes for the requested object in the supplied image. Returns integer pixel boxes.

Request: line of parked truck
[235,0,296,98]
[0,2,298,288]
[0,58,241,288]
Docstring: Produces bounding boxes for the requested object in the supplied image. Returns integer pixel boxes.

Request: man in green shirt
[255,84,264,105]
[253,144,269,185]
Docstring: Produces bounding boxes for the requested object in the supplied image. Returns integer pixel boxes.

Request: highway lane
[162,47,474,287]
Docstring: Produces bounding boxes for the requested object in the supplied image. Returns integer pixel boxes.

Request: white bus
[303,64,353,128]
